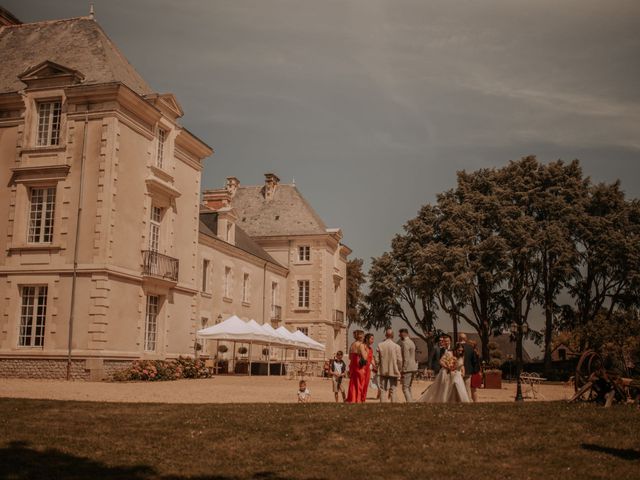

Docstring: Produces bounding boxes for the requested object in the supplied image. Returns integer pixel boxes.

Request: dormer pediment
[144,92,184,119]
[18,60,85,89]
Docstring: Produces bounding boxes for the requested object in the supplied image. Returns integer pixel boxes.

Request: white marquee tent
[196,315,325,376]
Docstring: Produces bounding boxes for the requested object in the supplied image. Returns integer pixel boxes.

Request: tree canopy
[364,157,640,370]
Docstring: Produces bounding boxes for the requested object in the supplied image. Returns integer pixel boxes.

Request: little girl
[297,380,311,403]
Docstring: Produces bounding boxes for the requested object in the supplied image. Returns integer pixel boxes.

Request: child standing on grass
[330,351,347,402]
[297,380,311,403]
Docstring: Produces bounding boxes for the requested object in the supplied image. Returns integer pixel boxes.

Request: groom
[458,333,479,400]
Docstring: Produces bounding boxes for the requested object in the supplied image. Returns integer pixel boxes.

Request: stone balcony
[141,250,179,284]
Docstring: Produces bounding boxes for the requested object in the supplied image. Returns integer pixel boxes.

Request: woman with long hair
[346,330,368,403]
[361,333,376,402]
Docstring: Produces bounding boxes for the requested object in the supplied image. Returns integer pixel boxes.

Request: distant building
[202,174,350,361]
[550,342,579,362]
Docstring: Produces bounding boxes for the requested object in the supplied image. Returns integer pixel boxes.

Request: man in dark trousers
[458,332,479,399]
[429,335,447,374]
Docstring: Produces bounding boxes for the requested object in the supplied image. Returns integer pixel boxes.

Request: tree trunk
[516,325,524,380]
[480,323,490,362]
[452,312,459,345]
[543,303,554,376]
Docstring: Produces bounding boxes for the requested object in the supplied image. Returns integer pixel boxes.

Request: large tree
[564,182,640,348]
[364,206,442,343]
[345,257,366,350]
[435,168,508,360]
[530,160,585,374]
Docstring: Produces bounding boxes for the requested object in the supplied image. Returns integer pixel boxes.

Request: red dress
[361,348,373,402]
[346,351,367,403]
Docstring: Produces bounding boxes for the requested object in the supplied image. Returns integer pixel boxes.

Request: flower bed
[111,356,211,382]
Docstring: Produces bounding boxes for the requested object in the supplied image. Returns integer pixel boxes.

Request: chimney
[262,172,280,201]
[202,189,231,211]
[225,177,240,197]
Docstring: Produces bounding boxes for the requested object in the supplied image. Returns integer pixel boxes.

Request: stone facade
[202,175,351,361]
[0,13,350,380]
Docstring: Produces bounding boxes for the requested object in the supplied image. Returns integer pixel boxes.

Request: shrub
[174,356,211,379]
[218,345,228,353]
[238,347,248,355]
[111,357,210,382]
[488,358,503,370]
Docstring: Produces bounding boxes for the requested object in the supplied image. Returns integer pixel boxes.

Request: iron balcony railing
[333,309,345,326]
[271,305,282,321]
[142,250,179,282]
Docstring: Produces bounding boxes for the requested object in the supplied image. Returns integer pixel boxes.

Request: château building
[0,10,349,379]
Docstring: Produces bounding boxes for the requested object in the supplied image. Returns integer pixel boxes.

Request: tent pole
[249,342,252,376]
[233,341,236,375]
[267,343,271,377]
[280,347,284,376]
[216,340,220,375]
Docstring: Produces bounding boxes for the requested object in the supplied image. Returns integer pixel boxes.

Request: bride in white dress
[418,343,471,403]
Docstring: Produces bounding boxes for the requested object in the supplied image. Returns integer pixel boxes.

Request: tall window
[271,282,278,307]
[36,100,62,146]
[298,245,310,262]
[202,259,210,292]
[149,206,162,251]
[28,187,56,243]
[18,286,48,347]
[298,280,310,308]
[224,267,232,298]
[297,327,309,358]
[156,128,166,168]
[144,295,159,352]
[242,273,250,303]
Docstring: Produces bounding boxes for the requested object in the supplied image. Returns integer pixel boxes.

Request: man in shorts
[330,351,347,402]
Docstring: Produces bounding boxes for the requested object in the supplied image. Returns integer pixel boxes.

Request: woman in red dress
[346,330,367,403]
[361,333,376,402]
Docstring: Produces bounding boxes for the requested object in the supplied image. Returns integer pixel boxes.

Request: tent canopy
[196,315,274,343]
[197,315,322,350]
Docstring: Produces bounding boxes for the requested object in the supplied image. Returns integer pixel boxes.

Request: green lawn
[0,399,638,480]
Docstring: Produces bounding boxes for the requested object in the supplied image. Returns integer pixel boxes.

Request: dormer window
[156,128,167,168]
[36,100,61,146]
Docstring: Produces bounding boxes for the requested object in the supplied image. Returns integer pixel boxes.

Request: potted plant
[484,342,503,389]
[216,345,229,374]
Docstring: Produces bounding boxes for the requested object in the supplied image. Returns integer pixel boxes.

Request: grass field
[0,399,638,480]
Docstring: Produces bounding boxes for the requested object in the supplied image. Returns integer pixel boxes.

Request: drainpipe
[66,110,89,380]
[262,261,267,324]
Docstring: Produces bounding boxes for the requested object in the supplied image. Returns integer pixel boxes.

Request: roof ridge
[90,20,153,94]
[1,15,93,29]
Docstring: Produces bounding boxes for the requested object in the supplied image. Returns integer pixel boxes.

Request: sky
[6,0,640,349]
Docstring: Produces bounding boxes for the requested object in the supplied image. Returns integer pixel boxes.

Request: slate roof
[199,211,283,267]
[230,185,328,237]
[0,16,152,94]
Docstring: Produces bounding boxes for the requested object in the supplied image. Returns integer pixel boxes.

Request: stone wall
[0,358,134,381]
[0,358,89,380]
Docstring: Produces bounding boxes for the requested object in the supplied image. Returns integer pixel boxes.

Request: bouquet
[440,352,458,373]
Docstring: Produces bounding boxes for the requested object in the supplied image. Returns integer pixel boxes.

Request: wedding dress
[418,353,471,403]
